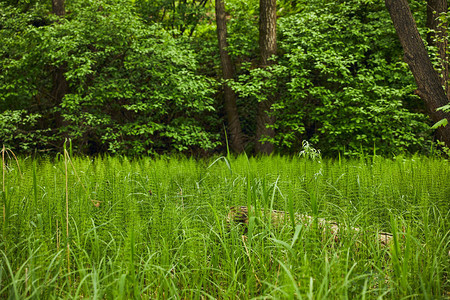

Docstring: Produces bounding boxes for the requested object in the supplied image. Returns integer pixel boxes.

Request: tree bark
[385,0,450,147]
[51,0,67,129]
[215,0,245,153]
[48,64,68,131]
[255,0,277,155]
[426,0,449,98]
[52,0,65,16]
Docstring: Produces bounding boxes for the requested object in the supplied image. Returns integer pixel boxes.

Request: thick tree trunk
[385,0,450,147]
[256,0,277,155]
[215,0,245,153]
[426,0,449,98]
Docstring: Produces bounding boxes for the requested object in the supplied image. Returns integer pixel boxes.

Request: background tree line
[0,0,449,156]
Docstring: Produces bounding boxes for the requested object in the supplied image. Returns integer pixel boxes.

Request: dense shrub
[0,0,219,155]
[0,0,436,156]
[231,0,432,156]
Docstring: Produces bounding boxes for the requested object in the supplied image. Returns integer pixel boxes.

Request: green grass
[1,154,449,299]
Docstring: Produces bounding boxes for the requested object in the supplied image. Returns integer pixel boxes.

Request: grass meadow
[1,153,449,299]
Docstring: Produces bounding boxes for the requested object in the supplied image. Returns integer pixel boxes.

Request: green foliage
[0,110,56,151]
[1,155,449,298]
[133,0,209,37]
[0,0,219,155]
[0,3,50,110]
[298,140,321,161]
[431,118,448,129]
[437,104,450,112]
[225,0,259,60]
[0,0,441,156]
[231,0,432,156]
[428,10,450,131]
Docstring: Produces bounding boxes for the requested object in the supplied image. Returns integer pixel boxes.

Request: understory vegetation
[1,154,448,299]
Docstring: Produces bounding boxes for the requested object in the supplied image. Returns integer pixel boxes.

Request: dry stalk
[241,235,261,287]
[175,181,184,209]
[64,149,71,284]
[1,146,22,176]
[56,219,60,252]
[2,145,4,225]
[25,267,28,296]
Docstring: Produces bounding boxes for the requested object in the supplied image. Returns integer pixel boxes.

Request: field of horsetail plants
[1,150,449,299]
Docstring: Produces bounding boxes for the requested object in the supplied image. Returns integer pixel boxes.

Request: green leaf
[436,104,450,112]
[431,118,448,129]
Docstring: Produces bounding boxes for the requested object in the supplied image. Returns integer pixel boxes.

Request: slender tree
[50,0,68,129]
[385,0,450,147]
[215,0,244,153]
[256,0,277,154]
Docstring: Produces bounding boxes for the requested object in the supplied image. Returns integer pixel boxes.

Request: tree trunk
[51,0,67,129]
[385,0,450,147]
[255,0,277,155]
[426,0,449,98]
[52,0,65,16]
[215,0,245,153]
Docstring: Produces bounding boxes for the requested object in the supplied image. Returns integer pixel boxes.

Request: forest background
[1,0,450,157]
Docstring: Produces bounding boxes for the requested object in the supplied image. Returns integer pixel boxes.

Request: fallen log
[227,206,393,247]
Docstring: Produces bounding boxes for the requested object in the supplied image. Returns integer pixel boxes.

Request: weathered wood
[227,206,393,247]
